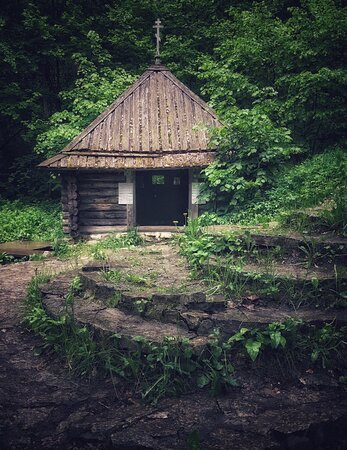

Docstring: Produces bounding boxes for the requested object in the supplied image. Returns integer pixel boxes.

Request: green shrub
[200,147,347,228]
[0,200,62,242]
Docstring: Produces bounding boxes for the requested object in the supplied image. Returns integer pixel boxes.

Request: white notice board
[191,182,206,205]
[118,182,133,205]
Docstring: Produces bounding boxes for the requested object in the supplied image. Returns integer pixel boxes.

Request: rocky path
[0,254,347,449]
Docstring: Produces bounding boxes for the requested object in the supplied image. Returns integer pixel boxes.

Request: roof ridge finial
[153,18,163,65]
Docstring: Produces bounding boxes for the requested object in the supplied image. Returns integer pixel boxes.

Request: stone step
[237,261,346,283]
[40,274,347,343]
[40,274,209,352]
[202,225,347,257]
[79,270,228,316]
[204,259,347,307]
[179,305,347,336]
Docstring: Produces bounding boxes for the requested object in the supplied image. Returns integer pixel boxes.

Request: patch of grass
[24,274,97,375]
[52,228,145,260]
[204,260,347,309]
[106,291,122,308]
[52,238,91,260]
[202,259,249,301]
[101,269,123,284]
[178,224,346,308]
[126,273,153,287]
[29,253,46,261]
[94,228,143,253]
[155,283,189,295]
[139,249,162,256]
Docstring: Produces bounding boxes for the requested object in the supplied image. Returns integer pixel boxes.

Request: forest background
[0,0,346,241]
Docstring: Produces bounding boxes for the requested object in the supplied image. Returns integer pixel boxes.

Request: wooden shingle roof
[39,64,221,170]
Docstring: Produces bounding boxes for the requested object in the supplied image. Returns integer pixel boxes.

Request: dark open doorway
[136,170,188,226]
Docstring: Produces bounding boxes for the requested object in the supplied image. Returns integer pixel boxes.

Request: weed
[94,228,143,254]
[320,192,347,236]
[197,329,237,394]
[298,238,321,268]
[91,247,107,260]
[139,249,162,256]
[297,322,347,369]
[101,269,123,284]
[126,273,153,287]
[133,297,153,316]
[106,291,122,308]
[0,252,15,264]
[29,253,46,261]
[203,259,249,300]
[187,430,200,450]
[24,273,97,375]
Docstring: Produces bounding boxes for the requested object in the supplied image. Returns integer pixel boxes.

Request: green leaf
[245,340,262,361]
[197,374,210,388]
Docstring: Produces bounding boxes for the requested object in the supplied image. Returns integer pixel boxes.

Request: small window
[173,177,181,185]
[152,175,165,185]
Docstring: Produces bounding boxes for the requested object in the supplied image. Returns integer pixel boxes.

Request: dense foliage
[0,0,346,227]
[200,147,347,226]
[199,0,346,212]
[0,200,61,242]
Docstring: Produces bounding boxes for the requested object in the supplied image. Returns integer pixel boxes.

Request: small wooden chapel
[39,20,221,238]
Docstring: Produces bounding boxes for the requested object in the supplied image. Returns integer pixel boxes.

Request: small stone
[148,411,169,419]
[180,291,206,306]
[152,293,181,306]
[187,300,227,313]
[162,309,179,323]
[197,318,215,335]
[180,311,207,330]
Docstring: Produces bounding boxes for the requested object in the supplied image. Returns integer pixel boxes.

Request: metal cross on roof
[153,18,163,64]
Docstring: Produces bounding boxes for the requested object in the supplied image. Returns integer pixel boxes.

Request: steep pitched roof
[39,64,221,170]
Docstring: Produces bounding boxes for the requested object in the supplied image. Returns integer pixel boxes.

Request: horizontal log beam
[79,225,128,234]
[78,203,126,212]
[79,218,126,226]
[79,197,119,204]
[78,176,125,183]
[78,182,120,190]
[78,189,118,196]
[79,211,126,219]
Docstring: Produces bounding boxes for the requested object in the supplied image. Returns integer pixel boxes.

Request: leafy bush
[202,107,300,210]
[200,147,347,227]
[0,200,62,242]
[178,220,256,268]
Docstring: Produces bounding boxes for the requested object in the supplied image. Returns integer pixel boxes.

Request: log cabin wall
[61,173,79,240]
[78,171,127,235]
[61,171,128,238]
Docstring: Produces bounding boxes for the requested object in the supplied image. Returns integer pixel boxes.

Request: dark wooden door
[136,170,188,225]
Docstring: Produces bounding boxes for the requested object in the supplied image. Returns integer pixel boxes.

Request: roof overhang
[39,149,215,171]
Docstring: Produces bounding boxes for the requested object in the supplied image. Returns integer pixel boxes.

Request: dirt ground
[100,241,206,295]
[0,246,347,449]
